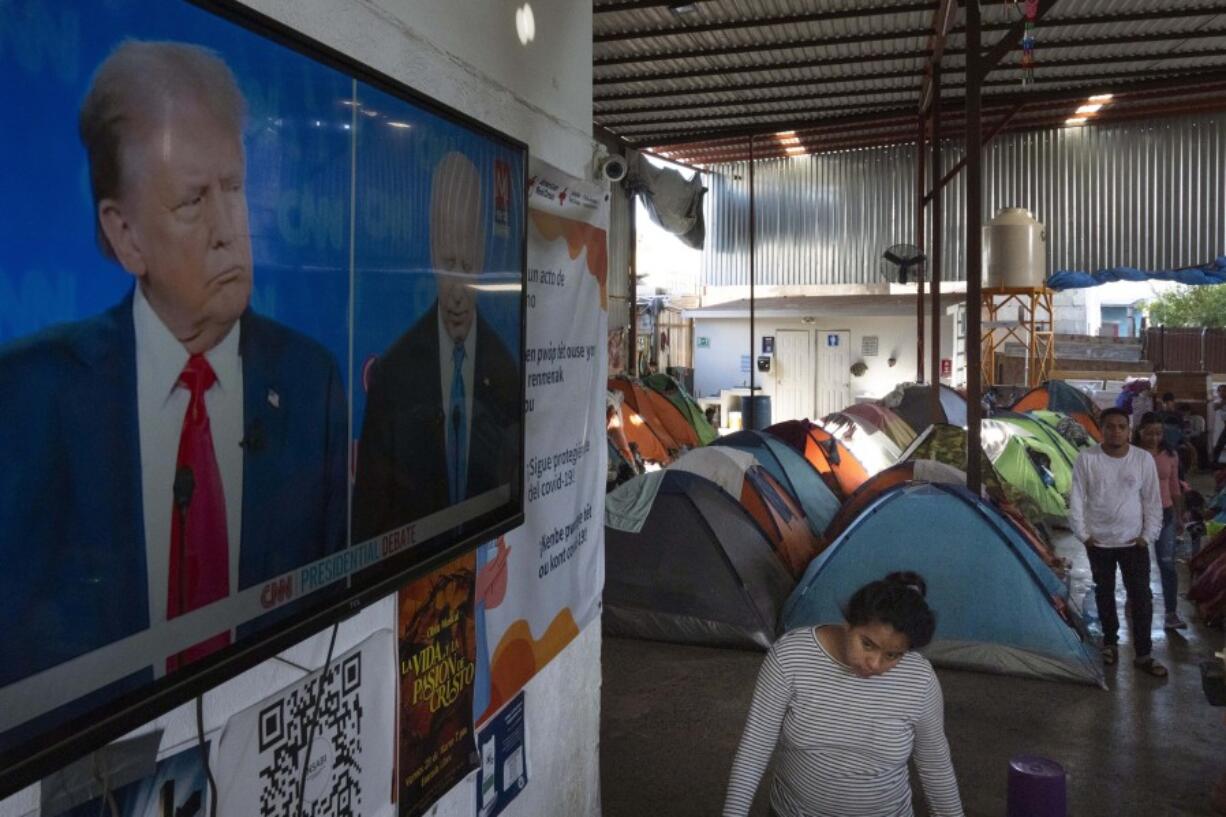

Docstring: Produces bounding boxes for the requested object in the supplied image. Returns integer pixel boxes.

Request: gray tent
[604,470,792,650]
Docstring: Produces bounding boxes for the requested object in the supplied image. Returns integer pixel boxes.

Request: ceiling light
[1075,103,1103,115]
[775,130,796,137]
[388,121,412,129]
[1089,93,1114,102]
[668,2,698,13]
[1065,117,1088,127]
[777,136,800,145]
[785,145,807,155]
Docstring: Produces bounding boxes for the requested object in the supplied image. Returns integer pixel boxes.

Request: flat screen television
[0,0,526,795]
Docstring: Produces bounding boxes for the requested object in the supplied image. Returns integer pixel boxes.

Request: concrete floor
[601,529,1226,816]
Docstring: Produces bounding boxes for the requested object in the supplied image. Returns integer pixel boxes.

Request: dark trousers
[1088,544,1154,657]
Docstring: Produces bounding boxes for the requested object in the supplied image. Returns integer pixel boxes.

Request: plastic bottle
[1080,585,1101,640]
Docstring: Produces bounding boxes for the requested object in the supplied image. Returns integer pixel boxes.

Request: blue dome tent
[782,483,1103,686]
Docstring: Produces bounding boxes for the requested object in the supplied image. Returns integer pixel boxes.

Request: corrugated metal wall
[702,112,1226,287]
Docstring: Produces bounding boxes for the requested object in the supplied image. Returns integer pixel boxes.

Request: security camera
[600,155,627,183]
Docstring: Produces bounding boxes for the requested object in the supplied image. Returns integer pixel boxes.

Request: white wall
[693,312,955,416]
[1,2,599,816]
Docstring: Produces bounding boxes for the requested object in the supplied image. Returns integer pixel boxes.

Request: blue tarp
[1048,256,1226,290]
[713,429,841,535]
[781,483,1103,686]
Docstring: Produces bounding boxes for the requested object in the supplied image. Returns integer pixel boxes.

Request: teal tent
[782,483,1102,686]
[713,429,841,535]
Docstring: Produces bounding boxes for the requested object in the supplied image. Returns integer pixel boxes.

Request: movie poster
[398,555,478,817]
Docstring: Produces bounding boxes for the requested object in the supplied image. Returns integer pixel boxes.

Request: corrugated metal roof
[593,0,1226,158]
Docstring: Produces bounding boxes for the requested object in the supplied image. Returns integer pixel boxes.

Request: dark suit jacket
[0,291,348,688]
[352,303,519,542]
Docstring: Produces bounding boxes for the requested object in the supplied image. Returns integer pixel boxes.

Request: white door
[773,329,813,422]
[816,330,851,418]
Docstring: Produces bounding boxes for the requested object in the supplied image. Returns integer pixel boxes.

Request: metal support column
[627,195,637,377]
[915,109,927,383]
[965,0,984,494]
[929,63,942,417]
[748,136,756,429]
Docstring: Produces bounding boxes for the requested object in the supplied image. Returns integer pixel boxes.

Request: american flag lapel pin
[267,388,280,409]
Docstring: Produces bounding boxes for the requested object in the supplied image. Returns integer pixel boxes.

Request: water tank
[983,208,1046,288]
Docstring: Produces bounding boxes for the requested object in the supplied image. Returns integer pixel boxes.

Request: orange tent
[640,387,703,449]
[609,377,684,454]
[1011,381,1103,442]
[608,394,669,464]
[765,419,868,499]
[670,447,820,577]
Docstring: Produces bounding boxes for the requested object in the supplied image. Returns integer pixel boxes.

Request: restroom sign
[826,334,840,347]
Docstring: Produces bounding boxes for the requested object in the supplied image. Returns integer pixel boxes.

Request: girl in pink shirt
[1136,412,1187,629]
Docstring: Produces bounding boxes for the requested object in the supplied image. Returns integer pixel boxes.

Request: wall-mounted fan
[880,244,927,285]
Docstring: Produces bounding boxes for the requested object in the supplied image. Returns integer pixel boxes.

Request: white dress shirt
[1068,444,1162,549]
[134,287,244,630]
[438,310,476,482]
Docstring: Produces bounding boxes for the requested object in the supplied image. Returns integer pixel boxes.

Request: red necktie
[166,353,231,672]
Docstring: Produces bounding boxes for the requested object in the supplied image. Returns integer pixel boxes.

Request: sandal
[1133,657,1168,678]
[1102,645,1118,665]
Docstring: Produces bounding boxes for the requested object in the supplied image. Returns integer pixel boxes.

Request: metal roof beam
[594,50,931,86]
[632,68,1226,145]
[594,27,1226,84]
[596,83,922,119]
[663,98,1226,162]
[594,5,1226,68]
[592,0,1009,13]
[657,85,1226,158]
[597,66,1226,127]
[595,2,1222,43]
[594,28,931,67]
[596,69,919,103]
[595,3,937,44]
[594,47,1226,103]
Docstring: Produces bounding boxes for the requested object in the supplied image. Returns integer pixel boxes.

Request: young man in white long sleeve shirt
[1068,407,1166,677]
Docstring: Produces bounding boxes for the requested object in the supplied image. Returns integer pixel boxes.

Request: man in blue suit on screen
[352,151,519,543]
[0,41,348,694]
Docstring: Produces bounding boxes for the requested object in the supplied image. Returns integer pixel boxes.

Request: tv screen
[0,0,525,794]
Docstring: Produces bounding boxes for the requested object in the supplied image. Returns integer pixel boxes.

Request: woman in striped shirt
[723,572,964,817]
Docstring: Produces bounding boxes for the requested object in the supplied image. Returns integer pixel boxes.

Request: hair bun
[884,571,927,598]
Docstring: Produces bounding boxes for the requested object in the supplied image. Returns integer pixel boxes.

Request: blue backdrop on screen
[0,1,523,392]
[0,0,525,775]
[0,1,351,365]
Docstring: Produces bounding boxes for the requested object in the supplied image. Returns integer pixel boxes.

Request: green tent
[992,412,1078,497]
[1029,409,1094,450]
[641,373,718,446]
[980,419,1069,518]
[901,423,1063,526]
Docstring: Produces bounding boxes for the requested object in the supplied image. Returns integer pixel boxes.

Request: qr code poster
[215,630,397,817]
[475,691,527,817]
[53,744,208,817]
[398,553,478,817]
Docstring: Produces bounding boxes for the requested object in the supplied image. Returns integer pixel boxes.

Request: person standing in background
[1069,407,1166,677]
[1135,412,1188,631]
